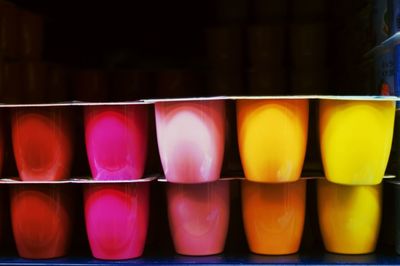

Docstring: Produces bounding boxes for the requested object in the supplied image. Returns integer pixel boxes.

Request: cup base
[17,252,67,260]
[325,177,382,186]
[175,248,223,257]
[91,252,143,261]
[324,248,375,255]
[249,247,299,256]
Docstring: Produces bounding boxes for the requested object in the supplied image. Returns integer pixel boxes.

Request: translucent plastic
[166,180,230,256]
[84,105,148,180]
[319,100,395,185]
[12,107,73,181]
[84,182,150,260]
[237,99,309,183]
[317,179,382,254]
[155,100,226,183]
[10,185,74,259]
[241,180,306,255]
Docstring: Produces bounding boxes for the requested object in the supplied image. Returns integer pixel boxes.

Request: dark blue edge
[0,250,399,266]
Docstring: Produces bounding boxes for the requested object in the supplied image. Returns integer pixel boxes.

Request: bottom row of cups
[7,179,382,260]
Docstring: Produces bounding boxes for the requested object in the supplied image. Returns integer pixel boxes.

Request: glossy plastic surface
[84,105,148,180]
[12,107,73,181]
[237,99,309,183]
[84,182,150,260]
[319,100,395,185]
[241,179,306,255]
[155,100,225,183]
[166,180,230,256]
[317,179,382,254]
[10,185,74,259]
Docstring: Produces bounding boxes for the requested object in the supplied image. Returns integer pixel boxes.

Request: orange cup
[241,179,306,255]
[237,99,309,183]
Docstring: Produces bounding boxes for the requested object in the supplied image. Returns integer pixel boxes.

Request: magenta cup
[84,182,150,260]
[155,100,226,183]
[12,107,73,181]
[166,180,230,256]
[10,184,74,259]
[84,105,148,180]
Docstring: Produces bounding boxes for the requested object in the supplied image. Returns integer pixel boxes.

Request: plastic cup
[155,100,226,183]
[237,99,309,183]
[84,105,148,181]
[319,99,395,185]
[12,107,73,181]
[84,182,150,260]
[241,179,306,255]
[317,179,382,254]
[166,180,230,256]
[10,184,74,259]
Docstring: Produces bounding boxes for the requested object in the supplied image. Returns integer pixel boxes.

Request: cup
[166,180,230,256]
[84,105,148,180]
[237,99,309,183]
[155,100,226,183]
[319,99,395,185]
[10,184,74,259]
[317,179,382,254]
[12,107,73,181]
[84,182,150,260]
[241,179,306,255]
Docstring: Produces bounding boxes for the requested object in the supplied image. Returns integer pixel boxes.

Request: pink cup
[155,100,226,183]
[84,105,148,180]
[12,107,73,181]
[166,180,230,256]
[10,185,74,259]
[84,182,150,260]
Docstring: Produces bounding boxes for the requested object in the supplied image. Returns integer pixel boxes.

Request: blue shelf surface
[0,251,400,265]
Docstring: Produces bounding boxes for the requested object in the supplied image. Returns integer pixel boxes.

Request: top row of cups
[10,98,396,185]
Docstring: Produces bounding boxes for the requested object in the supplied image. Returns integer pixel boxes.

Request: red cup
[12,107,73,181]
[10,184,74,259]
[84,182,150,260]
[84,105,148,180]
[166,180,230,256]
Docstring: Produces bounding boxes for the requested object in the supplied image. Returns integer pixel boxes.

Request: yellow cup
[319,99,395,185]
[317,179,382,254]
[241,179,306,255]
[237,99,309,183]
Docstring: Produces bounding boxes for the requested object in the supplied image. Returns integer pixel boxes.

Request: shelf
[0,251,400,265]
